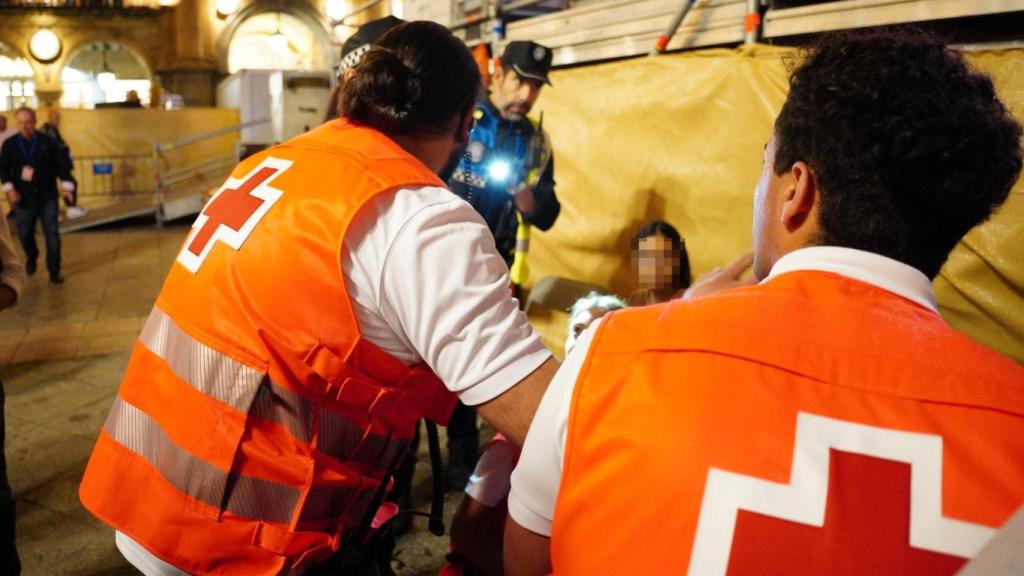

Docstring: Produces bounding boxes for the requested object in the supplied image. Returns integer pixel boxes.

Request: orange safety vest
[80,119,458,575]
[552,270,1024,575]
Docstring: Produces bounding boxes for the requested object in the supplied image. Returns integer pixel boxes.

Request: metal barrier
[72,154,154,204]
[59,118,269,233]
[153,117,269,223]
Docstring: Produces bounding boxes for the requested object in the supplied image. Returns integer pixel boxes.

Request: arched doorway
[227,10,331,73]
[60,42,151,109]
[0,43,36,112]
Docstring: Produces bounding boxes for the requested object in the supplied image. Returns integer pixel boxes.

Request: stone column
[154,0,221,107]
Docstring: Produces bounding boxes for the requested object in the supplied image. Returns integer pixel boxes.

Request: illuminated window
[227,12,328,73]
[60,42,151,109]
[0,46,36,112]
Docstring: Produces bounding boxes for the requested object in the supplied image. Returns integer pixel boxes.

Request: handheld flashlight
[487,159,513,184]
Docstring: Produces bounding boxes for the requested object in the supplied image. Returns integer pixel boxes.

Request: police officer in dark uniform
[446,41,560,489]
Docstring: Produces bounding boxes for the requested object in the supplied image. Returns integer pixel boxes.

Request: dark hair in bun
[341,21,481,136]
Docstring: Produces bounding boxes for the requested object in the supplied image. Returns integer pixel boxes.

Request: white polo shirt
[508,246,940,537]
[119,185,552,575]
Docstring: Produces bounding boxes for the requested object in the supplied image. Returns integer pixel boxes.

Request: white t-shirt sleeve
[465,438,519,508]
[343,185,551,406]
[507,317,601,537]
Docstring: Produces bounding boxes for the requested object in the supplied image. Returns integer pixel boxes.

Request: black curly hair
[773,27,1023,278]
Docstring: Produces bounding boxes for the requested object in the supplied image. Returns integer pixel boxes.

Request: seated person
[627,220,691,305]
[565,292,626,356]
[442,292,624,576]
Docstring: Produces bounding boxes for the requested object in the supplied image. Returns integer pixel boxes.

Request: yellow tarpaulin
[49,108,240,209]
[527,44,1024,363]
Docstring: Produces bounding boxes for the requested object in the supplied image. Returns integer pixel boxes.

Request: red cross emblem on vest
[688,412,996,575]
[177,157,292,274]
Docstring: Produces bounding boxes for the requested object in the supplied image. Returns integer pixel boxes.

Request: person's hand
[60,180,75,206]
[683,251,757,299]
[511,182,536,214]
[4,188,20,205]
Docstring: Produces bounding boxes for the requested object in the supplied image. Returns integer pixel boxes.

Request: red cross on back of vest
[177,157,293,274]
[727,450,966,575]
[687,412,997,575]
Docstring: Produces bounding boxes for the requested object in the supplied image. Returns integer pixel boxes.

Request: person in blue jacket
[446,40,561,491]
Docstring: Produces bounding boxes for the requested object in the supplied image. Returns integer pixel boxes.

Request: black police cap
[338,16,405,73]
[500,41,553,86]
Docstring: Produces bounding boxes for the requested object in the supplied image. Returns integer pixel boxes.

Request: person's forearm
[522,163,559,230]
[475,357,558,447]
[456,533,506,576]
[504,519,552,576]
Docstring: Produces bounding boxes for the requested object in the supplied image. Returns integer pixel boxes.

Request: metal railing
[153,117,270,223]
[72,154,154,204]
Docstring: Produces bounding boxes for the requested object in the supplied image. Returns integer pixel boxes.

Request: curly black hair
[774,27,1023,278]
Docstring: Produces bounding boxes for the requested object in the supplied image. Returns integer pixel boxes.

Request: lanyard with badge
[17,134,36,183]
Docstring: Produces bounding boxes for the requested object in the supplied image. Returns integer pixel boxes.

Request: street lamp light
[97,44,116,87]
[216,0,240,17]
[269,13,289,54]
[326,0,346,22]
[28,29,62,63]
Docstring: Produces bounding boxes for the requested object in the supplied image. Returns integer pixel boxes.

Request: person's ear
[454,108,474,145]
[781,161,817,232]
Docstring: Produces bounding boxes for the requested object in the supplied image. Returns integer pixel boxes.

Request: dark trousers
[12,199,61,279]
[0,381,20,575]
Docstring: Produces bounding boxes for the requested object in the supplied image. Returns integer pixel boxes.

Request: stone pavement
[4,222,457,575]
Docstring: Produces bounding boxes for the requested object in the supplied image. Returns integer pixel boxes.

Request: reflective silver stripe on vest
[136,307,406,525]
[139,307,314,442]
[318,409,364,462]
[104,397,301,525]
[250,382,314,443]
[515,237,530,253]
[140,308,264,412]
[317,410,404,469]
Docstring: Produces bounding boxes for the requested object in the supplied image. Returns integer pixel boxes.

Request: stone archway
[218,1,332,74]
[60,41,153,108]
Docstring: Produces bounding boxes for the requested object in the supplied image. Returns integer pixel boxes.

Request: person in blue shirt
[446,41,561,490]
[0,107,75,284]
[448,40,560,271]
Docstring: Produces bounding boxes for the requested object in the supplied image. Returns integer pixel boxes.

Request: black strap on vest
[310,420,448,575]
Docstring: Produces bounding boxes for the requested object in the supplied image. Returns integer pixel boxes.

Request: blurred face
[634,233,679,290]
[752,134,786,280]
[48,109,60,127]
[490,68,543,121]
[15,110,35,139]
